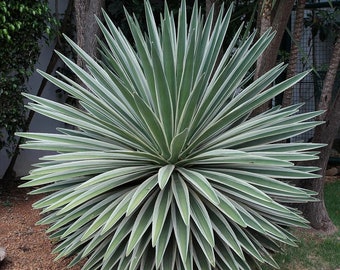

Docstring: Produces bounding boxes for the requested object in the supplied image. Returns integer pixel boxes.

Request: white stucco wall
[0,0,69,178]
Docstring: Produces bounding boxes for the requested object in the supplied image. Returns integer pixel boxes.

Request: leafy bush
[18,1,323,269]
[0,0,58,154]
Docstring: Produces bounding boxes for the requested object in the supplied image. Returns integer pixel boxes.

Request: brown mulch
[0,184,85,270]
[325,175,340,183]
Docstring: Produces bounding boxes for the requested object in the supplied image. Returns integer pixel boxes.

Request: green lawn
[262,180,340,270]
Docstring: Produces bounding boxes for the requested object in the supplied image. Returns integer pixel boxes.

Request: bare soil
[0,184,85,270]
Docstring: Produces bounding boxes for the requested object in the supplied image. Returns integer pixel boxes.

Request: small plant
[1,197,12,207]
[18,1,323,269]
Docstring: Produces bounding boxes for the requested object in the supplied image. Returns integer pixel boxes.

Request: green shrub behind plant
[18,1,323,269]
[0,0,57,154]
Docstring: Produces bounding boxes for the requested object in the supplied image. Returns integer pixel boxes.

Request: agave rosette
[18,1,323,269]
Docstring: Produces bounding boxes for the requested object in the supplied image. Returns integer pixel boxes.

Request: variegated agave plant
[18,1,323,269]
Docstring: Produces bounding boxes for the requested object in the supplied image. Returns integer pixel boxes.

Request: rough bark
[74,0,105,70]
[205,0,223,25]
[301,90,340,234]
[255,0,295,78]
[205,0,215,15]
[317,35,340,113]
[300,37,340,234]
[254,0,272,78]
[282,0,306,108]
[252,0,295,115]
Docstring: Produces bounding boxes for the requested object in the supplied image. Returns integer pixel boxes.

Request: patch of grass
[262,180,340,270]
[324,180,340,225]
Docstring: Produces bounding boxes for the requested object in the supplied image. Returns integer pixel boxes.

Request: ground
[0,184,84,270]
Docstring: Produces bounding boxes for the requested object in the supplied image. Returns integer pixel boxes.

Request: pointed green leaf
[100,190,134,235]
[178,168,220,205]
[126,174,158,215]
[155,213,172,268]
[191,225,215,266]
[171,174,190,225]
[152,184,172,246]
[126,193,156,255]
[189,191,215,247]
[172,202,190,266]
[158,164,175,189]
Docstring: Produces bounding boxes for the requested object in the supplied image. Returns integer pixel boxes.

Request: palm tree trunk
[74,0,105,71]
[317,36,340,113]
[301,89,340,233]
[252,0,295,115]
[282,0,306,107]
[300,36,340,233]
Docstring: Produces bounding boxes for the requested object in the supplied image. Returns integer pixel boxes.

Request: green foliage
[18,1,323,269]
[324,180,340,226]
[0,0,58,154]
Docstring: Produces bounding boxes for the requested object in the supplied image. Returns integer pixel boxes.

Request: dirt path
[0,186,84,270]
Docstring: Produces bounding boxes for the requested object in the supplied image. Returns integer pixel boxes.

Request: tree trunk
[205,0,223,19]
[255,0,296,78]
[301,89,340,234]
[317,36,340,113]
[252,0,295,115]
[300,36,340,234]
[74,0,105,71]
[282,0,306,108]
[254,0,272,79]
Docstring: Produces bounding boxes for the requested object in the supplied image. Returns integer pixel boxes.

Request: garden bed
[0,184,84,270]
